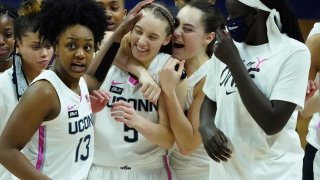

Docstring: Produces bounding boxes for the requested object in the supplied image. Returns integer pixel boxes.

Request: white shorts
[174,168,208,180]
[88,158,177,180]
[314,150,320,180]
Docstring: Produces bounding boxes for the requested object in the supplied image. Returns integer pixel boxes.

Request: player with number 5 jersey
[89,2,187,180]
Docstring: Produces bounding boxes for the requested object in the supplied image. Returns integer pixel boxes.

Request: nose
[0,35,5,46]
[41,47,50,58]
[75,48,85,59]
[106,9,112,19]
[173,27,182,39]
[137,36,148,48]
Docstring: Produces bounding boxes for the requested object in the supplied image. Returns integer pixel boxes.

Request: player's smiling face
[130,10,171,68]
[55,24,95,79]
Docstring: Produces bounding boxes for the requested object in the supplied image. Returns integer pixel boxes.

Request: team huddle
[0,0,318,180]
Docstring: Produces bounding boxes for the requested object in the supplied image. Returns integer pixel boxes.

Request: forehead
[135,10,168,34]
[0,15,14,26]
[95,0,124,5]
[225,0,253,15]
[19,32,39,43]
[177,6,203,26]
[60,25,94,41]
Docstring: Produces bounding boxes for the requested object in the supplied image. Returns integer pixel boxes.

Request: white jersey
[306,22,320,179]
[93,53,171,167]
[170,60,210,178]
[22,70,94,180]
[203,35,310,180]
[306,22,320,150]
[0,67,17,179]
[307,22,320,39]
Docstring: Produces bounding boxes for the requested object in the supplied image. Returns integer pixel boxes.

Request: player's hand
[90,90,111,113]
[110,101,142,128]
[159,58,185,93]
[139,74,161,105]
[306,80,318,100]
[200,125,232,162]
[213,28,241,66]
[113,0,153,42]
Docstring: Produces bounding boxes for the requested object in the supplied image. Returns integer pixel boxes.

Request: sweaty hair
[187,0,225,57]
[260,0,304,43]
[0,3,18,20]
[14,0,41,42]
[37,0,107,51]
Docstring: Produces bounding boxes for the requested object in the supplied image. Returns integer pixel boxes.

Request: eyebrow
[135,25,160,37]
[183,23,195,29]
[67,36,93,41]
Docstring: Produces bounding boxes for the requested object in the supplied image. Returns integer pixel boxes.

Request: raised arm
[214,29,310,135]
[0,81,59,179]
[85,0,153,91]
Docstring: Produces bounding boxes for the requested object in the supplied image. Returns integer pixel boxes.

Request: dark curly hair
[37,0,107,51]
[0,3,18,20]
[0,2,18,20]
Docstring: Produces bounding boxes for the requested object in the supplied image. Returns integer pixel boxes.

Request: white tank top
[23,70,94,180]
[306,22,320,149]
[170,60,210,171]
[93,53,171,166]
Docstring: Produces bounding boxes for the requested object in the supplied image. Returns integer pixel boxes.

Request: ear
[54,44,59,56]
[204,32,215,45]
[162,34,172,46]
[15,40,21,54]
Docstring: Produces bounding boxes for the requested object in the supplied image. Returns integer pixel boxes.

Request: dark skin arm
[199,95,231,162]
[0,81,60,179]
[214,29,296,135]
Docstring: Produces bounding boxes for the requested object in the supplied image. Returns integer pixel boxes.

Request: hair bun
[19,0,41,16]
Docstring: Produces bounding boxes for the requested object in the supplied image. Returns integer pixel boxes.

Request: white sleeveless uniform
[306,22,320,180]
[170,60,210,180]
[20,70,94,180]
[0,68,17,180]
[89,53,176,180]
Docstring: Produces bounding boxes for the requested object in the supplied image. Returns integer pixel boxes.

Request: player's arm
[0,81,59,180]
[300,34,320,117]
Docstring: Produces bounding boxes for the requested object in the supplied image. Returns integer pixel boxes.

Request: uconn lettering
[69,115,93,134]
[106,96,158,112]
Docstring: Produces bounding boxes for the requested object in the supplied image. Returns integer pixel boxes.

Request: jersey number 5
[75,134,91,162]
[124,124,138,143]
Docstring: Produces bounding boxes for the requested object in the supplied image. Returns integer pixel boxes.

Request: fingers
[140,83,161,104]
[92,90,111,104]
[130,0,153,15]
[177,60,185,75]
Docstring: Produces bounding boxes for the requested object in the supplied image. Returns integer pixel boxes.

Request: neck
[0,58,13,72]
[52,62,80,95]
[185,53,209,77]
[21,62,43,84]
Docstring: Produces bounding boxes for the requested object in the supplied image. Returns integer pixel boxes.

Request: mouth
[71,62,86,73]
[0,48,8,55]
[107,22,116,30]
[173,42,184,48]
[38,60,49,67]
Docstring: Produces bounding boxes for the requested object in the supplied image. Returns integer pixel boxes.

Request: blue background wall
[1,0,319,19]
